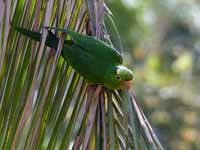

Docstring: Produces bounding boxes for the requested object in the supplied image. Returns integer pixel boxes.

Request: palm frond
[0,0,163,149]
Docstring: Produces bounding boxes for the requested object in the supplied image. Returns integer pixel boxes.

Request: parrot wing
[44,27,123,64]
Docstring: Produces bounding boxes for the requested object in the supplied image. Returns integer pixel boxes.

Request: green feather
[15,27,133,89]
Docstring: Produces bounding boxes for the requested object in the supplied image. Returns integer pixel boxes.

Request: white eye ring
[116,74,121,80]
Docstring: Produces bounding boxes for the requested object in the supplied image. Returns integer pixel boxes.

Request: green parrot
[16,27,133,89]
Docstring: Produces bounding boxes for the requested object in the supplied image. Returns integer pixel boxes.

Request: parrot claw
[43,26,69,33]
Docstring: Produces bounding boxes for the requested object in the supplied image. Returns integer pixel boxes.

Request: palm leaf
[0,0,163,149]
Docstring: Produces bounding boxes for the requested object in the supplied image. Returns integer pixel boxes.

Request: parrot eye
[116,74,121,80]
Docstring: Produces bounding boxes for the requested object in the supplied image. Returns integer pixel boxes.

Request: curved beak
[122,80,132,89]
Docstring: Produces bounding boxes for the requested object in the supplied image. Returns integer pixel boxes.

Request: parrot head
[105,65,133,89]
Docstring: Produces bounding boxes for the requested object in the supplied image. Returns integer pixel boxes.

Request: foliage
[0,0,162,149]
[106,0,200,149]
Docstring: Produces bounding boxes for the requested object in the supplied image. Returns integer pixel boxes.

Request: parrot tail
[15,27,59,49]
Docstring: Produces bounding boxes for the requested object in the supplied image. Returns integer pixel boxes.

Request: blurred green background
[105,0,200,149]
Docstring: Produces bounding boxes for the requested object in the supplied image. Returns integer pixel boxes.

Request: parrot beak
[122,80,132,89]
